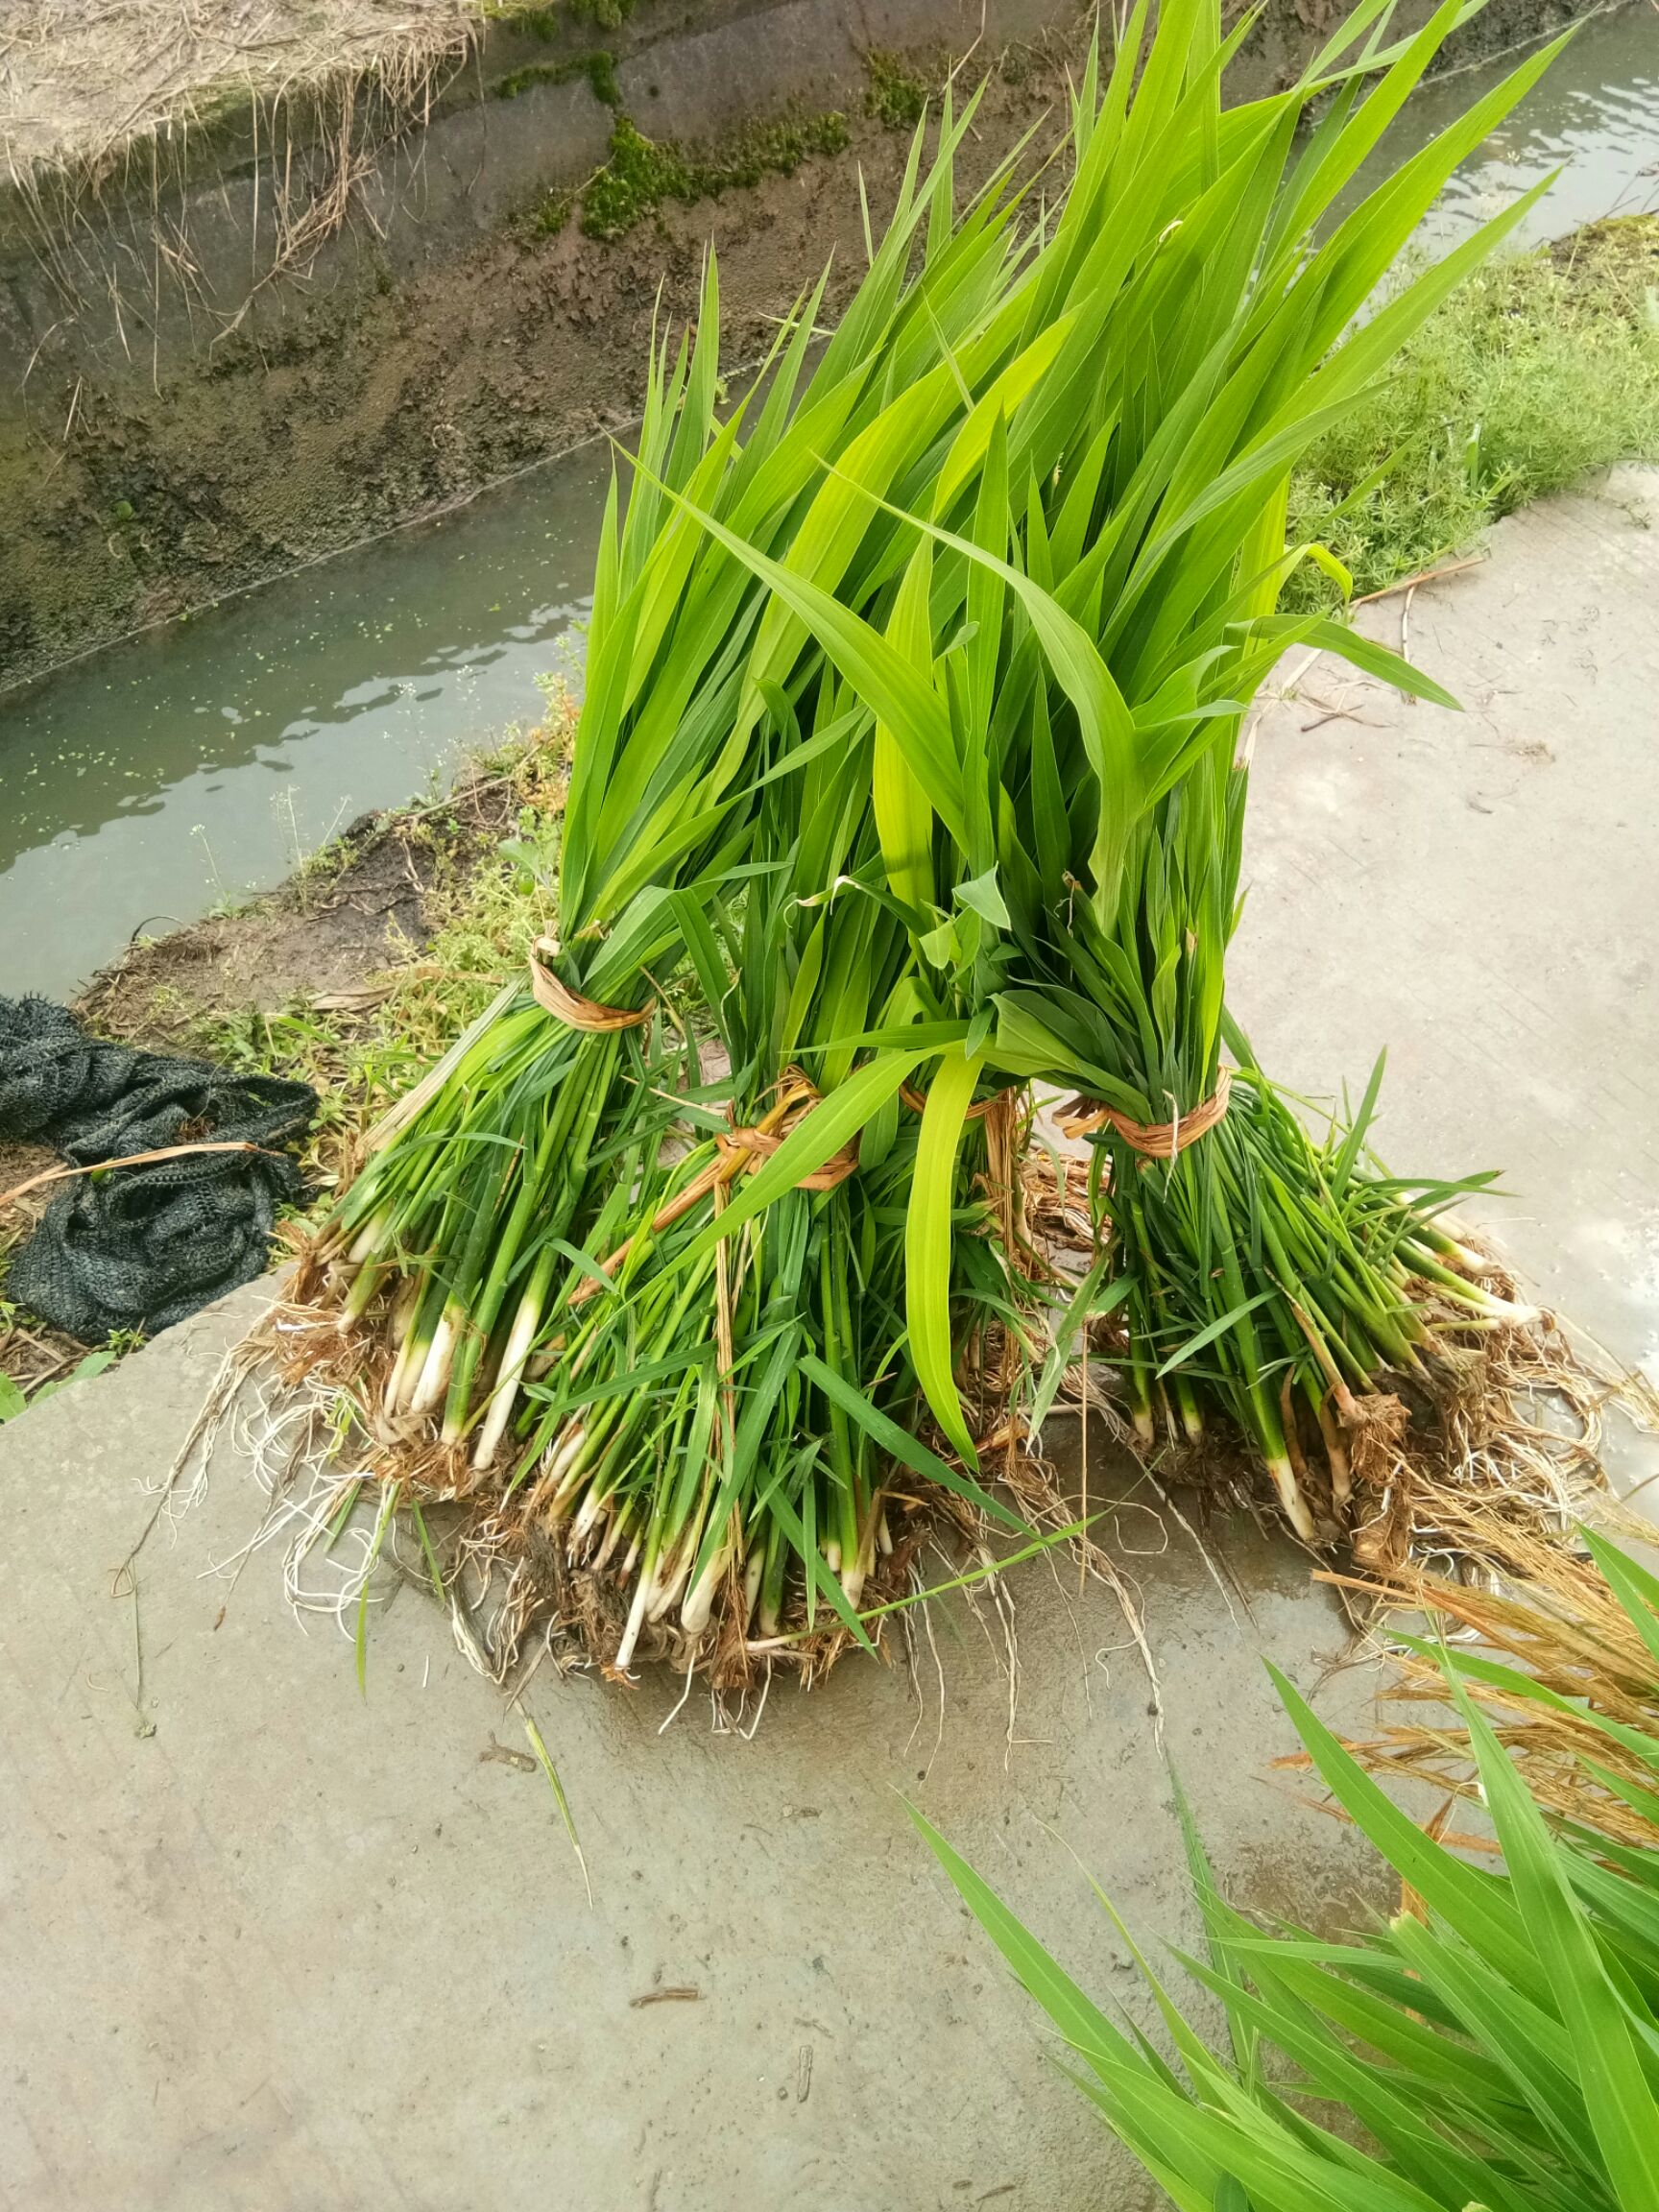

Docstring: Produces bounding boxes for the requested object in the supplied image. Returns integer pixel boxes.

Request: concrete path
[5,468,1656,2212]
[1239,464,1659,1383]
[3,1286,1382,2212]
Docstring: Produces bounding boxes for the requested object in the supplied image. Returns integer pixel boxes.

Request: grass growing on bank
[864,50,932,130]
[494,49,622,107]
[1286,213,1659,604]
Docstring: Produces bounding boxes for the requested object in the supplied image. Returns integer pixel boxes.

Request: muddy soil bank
[0,0,1598,690]
[75,795,486,1046]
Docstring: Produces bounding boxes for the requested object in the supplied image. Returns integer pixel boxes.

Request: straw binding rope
[1059,1066,1233,1160]
[715,1122,858,1193]
[703,1069,861,1197]
[898,1081,1017,1122]
[0,1139,281,1211]
[567,1071,855,1310]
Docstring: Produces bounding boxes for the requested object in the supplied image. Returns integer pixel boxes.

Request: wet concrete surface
[0,1284,1387,2212]
[1236,463,1659,1394]
[5,472,1658,2208]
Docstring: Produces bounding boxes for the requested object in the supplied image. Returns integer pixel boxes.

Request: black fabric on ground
[0,996,316,1340]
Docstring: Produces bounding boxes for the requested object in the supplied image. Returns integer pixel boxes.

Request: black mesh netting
[0,996,317,1341]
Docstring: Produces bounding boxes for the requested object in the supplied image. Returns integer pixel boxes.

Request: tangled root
[175,1198,1650,1728]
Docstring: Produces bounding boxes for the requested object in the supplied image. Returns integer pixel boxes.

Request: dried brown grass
[1312,1488,1659,1848]
[3,1,480,369]
[1,2,478,177]
[1241,1275,1659,1843]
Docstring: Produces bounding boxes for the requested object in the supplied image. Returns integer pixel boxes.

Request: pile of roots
[179,1176,1637,1708]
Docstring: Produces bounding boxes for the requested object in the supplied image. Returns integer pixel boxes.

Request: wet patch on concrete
[0,1289,1396,2210]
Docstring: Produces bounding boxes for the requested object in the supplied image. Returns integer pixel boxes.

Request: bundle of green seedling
[300,104,1065,1671]
[992,0,1555,1540]
[302,0,1567,1681]
[506,716,1035,1680]
[308,113,1012,1370]
[663,0,1562,1546]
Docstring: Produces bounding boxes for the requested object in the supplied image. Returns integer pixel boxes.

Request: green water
[3,6,1655,1001]
[1,445,611,1000]
[1350,4,1659,246]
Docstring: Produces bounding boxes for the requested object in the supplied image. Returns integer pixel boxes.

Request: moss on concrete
[535,106,851,239]
[494,48,622,104]
[864,49,931,130]
[484,0,637,32]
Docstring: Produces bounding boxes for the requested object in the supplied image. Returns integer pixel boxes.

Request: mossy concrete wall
[0,0,1594,689]
[0,0,1068,415]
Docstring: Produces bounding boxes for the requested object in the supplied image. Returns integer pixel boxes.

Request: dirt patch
[0,1140,59,1271]
[82,816,445,1045]
[79,756,530,1045]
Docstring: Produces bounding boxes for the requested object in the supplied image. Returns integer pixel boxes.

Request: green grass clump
[574,113,686,236]
[922,1527,1659,2212]
[864,49,929,129]
[567,108,850,239]
[1287,214,1659,605]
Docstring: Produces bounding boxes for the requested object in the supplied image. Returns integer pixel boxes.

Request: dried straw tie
[0,1139,279,1211]
[361,937,650,1163]
[567,1070,856,1310]
[528,937,652,1033]
[715,1108,859,1192]
[529,945,848,1183]
[1059,1066,1233,1160]
[898,1082,1012,1122]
